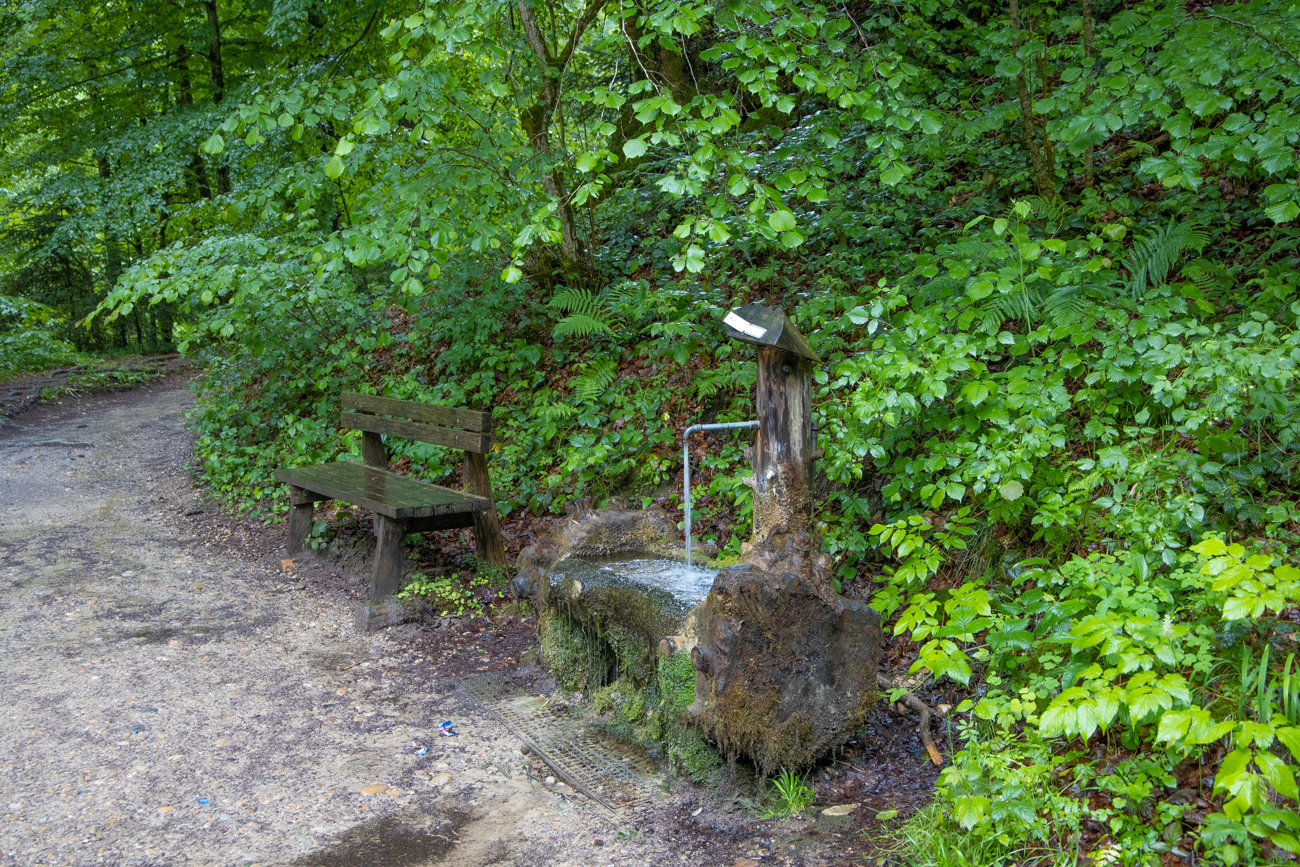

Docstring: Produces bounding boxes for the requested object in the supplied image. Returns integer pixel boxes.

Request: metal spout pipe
[683,420,759,568]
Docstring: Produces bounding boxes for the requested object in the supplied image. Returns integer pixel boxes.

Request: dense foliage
[4,0,1300,861]
[0,294,80,377]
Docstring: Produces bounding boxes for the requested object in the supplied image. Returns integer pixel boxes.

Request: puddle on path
[287,810,471,867]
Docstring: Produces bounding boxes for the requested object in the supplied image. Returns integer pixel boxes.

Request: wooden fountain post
[690,306,881,776]
[722,303,820,537]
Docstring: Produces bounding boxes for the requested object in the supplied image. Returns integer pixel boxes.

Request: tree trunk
[156,303,175,349]
[203,0,231,194]
[174,43,213,199]
[515,0,600,280]
[1082,0,1096,190]
[98,157,125,308]
[693,332,880,777]
[1009,0,1053,198]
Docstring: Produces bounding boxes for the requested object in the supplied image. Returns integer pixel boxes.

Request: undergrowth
[0,295,81,380]
[398,571,488,618]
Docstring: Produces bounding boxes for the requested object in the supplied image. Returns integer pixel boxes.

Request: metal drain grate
[458,670,657,815]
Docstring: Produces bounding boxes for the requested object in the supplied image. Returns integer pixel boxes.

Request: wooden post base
[464,452,507,566]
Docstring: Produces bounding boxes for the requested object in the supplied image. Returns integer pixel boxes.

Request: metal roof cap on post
[721,302,821,362]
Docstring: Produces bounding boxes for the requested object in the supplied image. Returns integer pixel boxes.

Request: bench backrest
[340,393,492,454]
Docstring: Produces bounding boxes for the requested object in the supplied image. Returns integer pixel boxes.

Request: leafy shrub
[896,538,1300,862]
[398,572,486,618]
[0,295,81,380]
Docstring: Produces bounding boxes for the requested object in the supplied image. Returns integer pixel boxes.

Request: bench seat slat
[275,462,491,520]
[341,393,492,433]
[340,412,493,454]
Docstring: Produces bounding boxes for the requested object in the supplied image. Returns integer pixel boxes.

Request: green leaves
[767,209,797,231]
[622,138,648,159]
[960,380,991,406]
[1193,536,1300,622]
[997,480,1024,501]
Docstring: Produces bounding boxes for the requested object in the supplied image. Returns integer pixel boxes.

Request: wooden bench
[274,392,506,602]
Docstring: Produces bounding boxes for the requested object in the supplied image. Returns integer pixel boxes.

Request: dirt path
[0,382,672,867]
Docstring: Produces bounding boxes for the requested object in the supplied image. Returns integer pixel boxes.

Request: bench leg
[464,452,508,566]
[287,487,314,555]
[371,515,407,602]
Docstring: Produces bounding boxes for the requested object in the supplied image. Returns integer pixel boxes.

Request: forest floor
[0,377,938,867]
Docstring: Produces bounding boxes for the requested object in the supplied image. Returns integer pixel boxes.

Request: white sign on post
[723,311,767,340]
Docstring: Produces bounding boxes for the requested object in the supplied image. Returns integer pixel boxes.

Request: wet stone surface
[0,380,940,866]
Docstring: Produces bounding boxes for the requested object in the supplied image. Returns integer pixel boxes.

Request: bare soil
[0,378,940,867]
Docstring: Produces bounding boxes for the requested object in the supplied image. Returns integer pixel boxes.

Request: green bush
[0,295,81,380]
[398,572,486,618]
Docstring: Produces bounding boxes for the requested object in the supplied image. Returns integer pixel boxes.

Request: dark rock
[687,531,881,774]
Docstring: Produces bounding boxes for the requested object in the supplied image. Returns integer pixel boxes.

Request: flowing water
[545,555,717,623]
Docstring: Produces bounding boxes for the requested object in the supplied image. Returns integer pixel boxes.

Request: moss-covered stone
[539,578,664,692]
[587,653,723,787]
[539,608,606,692]
[658,647,697,713]
[690,553,883,775]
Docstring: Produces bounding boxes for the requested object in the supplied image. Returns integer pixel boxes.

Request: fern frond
[1042,284,1093,328]
[1181,257,1226,288]
[1110,10,1144,37]
[982,283,1045,332]
[552,314,614,338]
[549,286,600,316]
[536,402,578,421]
[568,358,617,403]
[1022,195,1071,228]
[693,359,755,400]
[1124,221,1208,300]
[549,286,617,339]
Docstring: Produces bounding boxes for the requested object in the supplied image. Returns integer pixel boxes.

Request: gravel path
[0,382,710,867]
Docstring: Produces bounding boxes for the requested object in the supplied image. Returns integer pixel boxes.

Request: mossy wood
[725,304,818,537]
[753,345,815,535]
[688,554,882,775]
[688,306,881,773]
[275,393,507,601]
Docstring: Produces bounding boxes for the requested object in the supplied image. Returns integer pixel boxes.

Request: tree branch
[557,0,607,71]
[1203,11,1300,70]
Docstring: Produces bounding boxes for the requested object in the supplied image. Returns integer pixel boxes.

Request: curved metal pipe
[683,420,759,567]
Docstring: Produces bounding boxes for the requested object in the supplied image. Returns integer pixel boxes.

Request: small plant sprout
[763,769,815,818]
